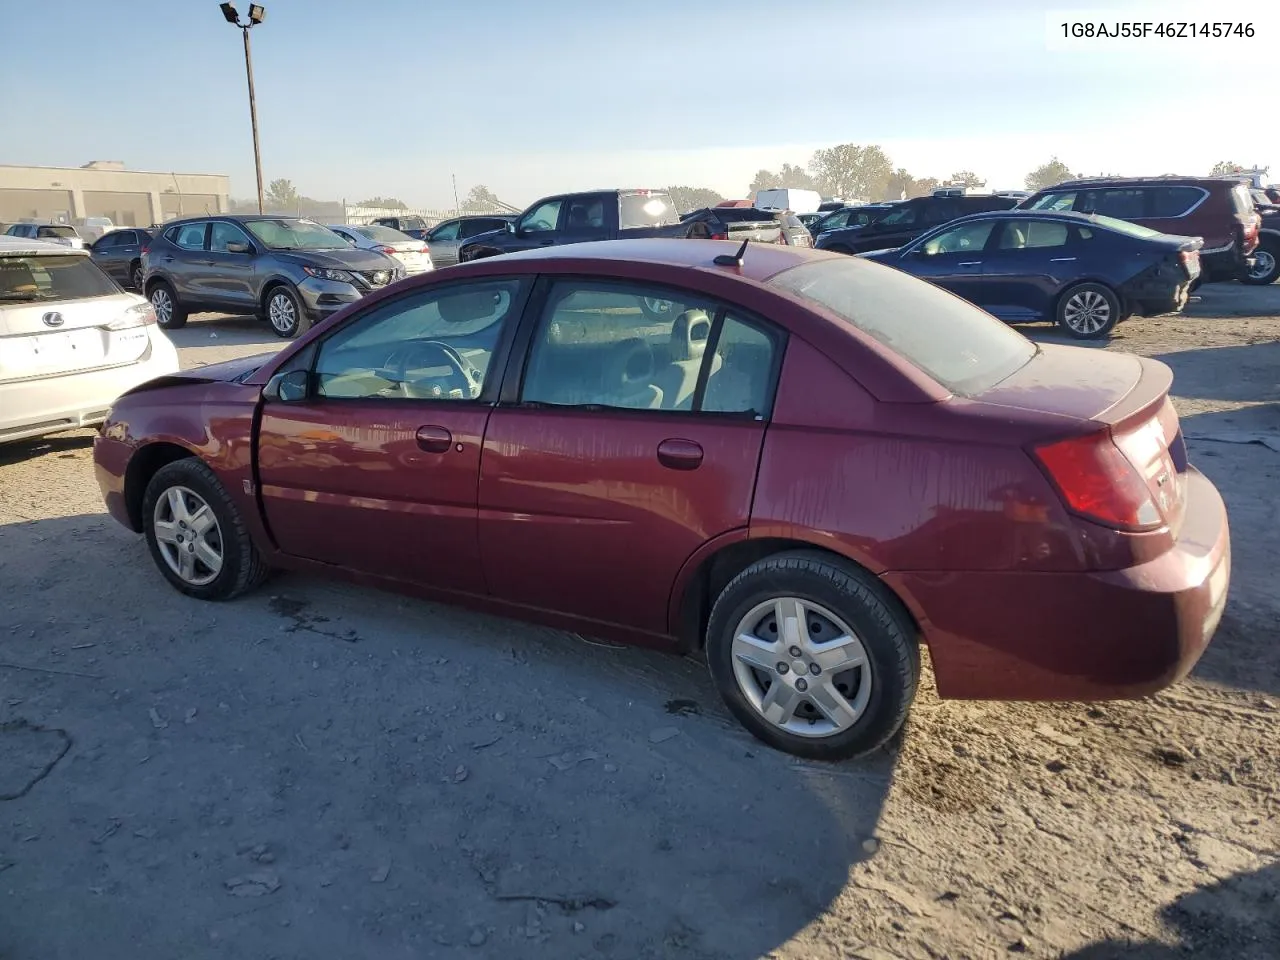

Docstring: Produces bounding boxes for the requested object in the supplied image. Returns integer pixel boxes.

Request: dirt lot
[1,291,1277,960]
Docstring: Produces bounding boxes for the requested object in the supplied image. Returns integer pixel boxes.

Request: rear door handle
[415,425,453,453]
[657,438,703,470]
[1049,257,1077,262]
[958,261,981,267]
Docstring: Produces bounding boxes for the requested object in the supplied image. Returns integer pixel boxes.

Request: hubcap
[152,486,223,586]
[730,597,872,738]
[269,292,297,333]
[1250,249,1276,281]
[1063,290,1111,334]
[151,288,172,324]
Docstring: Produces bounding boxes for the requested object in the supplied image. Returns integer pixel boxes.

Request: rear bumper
[0,334,180,444]
[1201,243,1253,281]
[883,466,1230,700]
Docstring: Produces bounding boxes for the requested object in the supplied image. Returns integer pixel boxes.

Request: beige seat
[655,309,721,410]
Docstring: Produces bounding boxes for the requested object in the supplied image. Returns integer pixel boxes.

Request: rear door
[159,222,210,301]
[981,218,1080,320]
[561,193,612,244]
[477,276,783,636]
[255,277,531,593]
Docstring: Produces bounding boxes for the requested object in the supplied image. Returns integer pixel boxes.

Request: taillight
[104,302,157,330]
[1032,430,1161,530]
[140,246,149,256]
[710,231,727,240]
[420,245,430,255]
[379,246,397,254]
[1178,250,1199,270]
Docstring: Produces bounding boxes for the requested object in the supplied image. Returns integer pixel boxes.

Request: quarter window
[521,280,779,415]
[313,279,526,401]
[1148,187,1205,218]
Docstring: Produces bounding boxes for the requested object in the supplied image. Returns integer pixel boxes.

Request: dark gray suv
[143,215,403,338]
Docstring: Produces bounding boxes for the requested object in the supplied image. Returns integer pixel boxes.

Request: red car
[93,240,1231,761]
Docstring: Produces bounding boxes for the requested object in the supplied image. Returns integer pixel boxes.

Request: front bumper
[296,277,365,319]
[883,466,1230,701]
[0,332,180,444]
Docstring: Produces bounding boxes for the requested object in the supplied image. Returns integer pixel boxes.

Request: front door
[478,278,783,635]
[256,277,531,593]
[981,218,1078,321]
[902,217,999,306]
[201,220,260,309]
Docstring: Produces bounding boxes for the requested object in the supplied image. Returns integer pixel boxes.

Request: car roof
[0,235,86,256]
[1041,176,1233,189]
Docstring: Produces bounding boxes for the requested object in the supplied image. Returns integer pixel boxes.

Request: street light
[219,3,267,213]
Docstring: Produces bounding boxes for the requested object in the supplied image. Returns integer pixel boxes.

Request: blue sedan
[859,210,1203,339]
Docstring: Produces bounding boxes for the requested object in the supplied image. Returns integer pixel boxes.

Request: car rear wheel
[149,281,187,330]
[265,285,310,339]
[142,458,269,601]
[1056,282,1120,339]
[705,551,918,761]
[1242,240,1279,285]
[130,261,144,290]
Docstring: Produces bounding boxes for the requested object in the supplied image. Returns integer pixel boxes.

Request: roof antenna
[714,238,749,267]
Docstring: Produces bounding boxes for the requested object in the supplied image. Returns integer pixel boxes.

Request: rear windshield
[37,225,77,239]
[398,217,427,231]
[715,208,778,222]
[0,254,119,303]
[353,224,412,243]
[1230,184,1255,216]
[768,258,1035,396]
[1089,214,1161,239]
[619,193,680,229]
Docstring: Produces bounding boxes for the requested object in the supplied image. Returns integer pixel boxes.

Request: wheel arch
[123,441,199,531]
[258,276,297,311]
[669,534,920,654]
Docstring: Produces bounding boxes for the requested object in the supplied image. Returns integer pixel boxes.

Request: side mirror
[226,241,252,254]
[264,369,310,403]
[505,221,517,235]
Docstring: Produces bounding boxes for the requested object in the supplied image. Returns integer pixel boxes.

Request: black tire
[705,550,918,762]
[1055,282,1120,340]
[263,284,311,339]
[129,260,144,291]
[1242,239,1280,286]
[149,280,187,330]
[141,458,270,601]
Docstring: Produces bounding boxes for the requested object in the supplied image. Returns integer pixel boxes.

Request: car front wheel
[265,285,310,339]
[141,458,270,600]
[1056,282,1120,339]
[1242,240,1279,285]
[705,551,918,761]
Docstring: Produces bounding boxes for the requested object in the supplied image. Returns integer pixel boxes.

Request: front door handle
[415,425,453,452]
[657,438,703,470]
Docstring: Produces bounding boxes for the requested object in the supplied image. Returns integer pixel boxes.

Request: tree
[461,184,503,212]
[885,168,942,201]
[807,144,893,201]
[947,170,985,189]
[667,185,724,213]
[1209,161,1242,175]
[1024,157,1075,191]
[265,178,299,210]
[359,196,406,209]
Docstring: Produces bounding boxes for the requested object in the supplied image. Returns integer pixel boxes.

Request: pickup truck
[458,189,703,261]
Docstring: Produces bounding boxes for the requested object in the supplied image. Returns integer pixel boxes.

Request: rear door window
[174,222,208,250]
[769,258,1035,396]
[1089,189,1146,219]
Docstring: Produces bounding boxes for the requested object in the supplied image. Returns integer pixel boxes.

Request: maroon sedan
[94,239,1231,761]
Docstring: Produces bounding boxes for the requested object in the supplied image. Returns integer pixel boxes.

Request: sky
[2,0,1277,209]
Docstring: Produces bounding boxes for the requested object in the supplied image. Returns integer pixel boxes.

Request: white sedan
[0,236,179,444]
[327,223,434,276]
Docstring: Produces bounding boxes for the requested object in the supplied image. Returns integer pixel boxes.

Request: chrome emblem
[42,311,65,328]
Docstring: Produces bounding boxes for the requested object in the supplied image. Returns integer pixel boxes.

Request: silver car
[328,223,434,276]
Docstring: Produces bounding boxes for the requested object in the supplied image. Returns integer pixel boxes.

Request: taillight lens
[1032,430,1161,530]
[104,302,157,330]
[710,231,727,240]
[379,246,397,254]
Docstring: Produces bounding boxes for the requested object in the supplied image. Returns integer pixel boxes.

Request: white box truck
[754,188,821,214]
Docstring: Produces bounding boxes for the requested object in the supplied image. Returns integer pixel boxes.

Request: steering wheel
[384,340,481,399]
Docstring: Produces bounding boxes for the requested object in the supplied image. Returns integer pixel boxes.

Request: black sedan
[859,210,1202,339]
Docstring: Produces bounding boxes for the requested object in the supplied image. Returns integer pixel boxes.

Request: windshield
[353,224,413,243]
[619,192,679,229]
[0,254,119,302]
[768,258,1035,396]
[245,219,347,251]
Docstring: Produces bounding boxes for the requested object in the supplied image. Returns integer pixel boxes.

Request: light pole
[220,3,267,214]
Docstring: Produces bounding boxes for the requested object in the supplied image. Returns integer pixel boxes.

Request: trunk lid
[0,292,154,382]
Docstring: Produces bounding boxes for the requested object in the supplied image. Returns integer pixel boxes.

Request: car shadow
[1152,342,1280,405]
[0,430,96,466]
[0,512,897,959]
[166,312,286,360]
[1058,862,1279,959]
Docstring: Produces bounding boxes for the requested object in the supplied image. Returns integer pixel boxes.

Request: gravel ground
[1,291,1277,960]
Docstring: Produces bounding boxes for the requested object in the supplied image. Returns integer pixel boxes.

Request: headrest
[670,309,711,362]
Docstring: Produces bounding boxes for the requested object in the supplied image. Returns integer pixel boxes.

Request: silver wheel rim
[152,485,223,586]
[1063,289,1111,334]
[1249,249,1276,280]
[730,597,872,738]
[151,287,172,325]
[642,296,673,316]
[268,292,297,333]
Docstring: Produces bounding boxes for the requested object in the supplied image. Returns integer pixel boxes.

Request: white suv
[0,236,180,443]
[5,222,87,250]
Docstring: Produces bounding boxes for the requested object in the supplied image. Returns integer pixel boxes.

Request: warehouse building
[0,161,230,227]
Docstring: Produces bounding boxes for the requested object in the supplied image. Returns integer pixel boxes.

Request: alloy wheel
[729,597,872,738]
[268,291,297,334]
[1063,290,1111,335]
[152,485,224,586]
[150,287,172,325]
[1249,249,1276,282]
